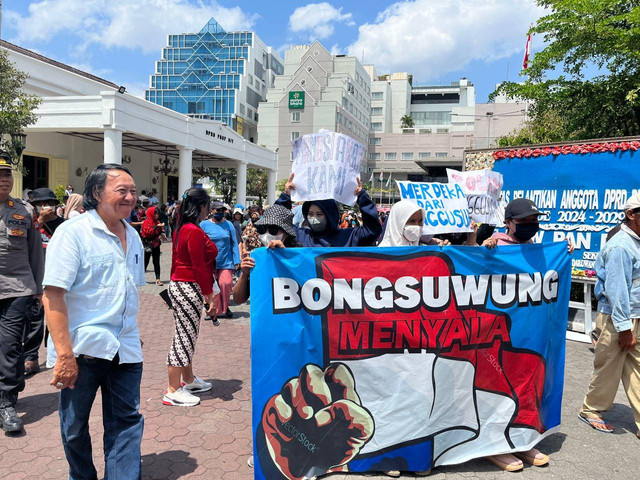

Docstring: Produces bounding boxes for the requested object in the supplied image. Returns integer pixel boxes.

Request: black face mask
[513,222,539,242]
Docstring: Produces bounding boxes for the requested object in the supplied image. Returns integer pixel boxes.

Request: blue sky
[2,0,548,101]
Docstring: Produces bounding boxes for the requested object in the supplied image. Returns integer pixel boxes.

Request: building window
[372,92,383,100]
[370,137,381,145]
[239,104,245,115]
[369,153,381,160]
[418,152,431,159]
[435,152,448,158]
[291,111,300,123]
[248,75,253,86]
[402,152,414,160]
[371,107,383,116]
[371,122,382,131]
[385,152,397,160]
[291,132,300,141]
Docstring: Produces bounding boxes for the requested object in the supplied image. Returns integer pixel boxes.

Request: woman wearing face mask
[376,200,432,478]
[276,173,382,247]
[480,197,572,472]
[233,204,296,306]
[242,207,263,252]
[379,200,426,247]
[201,202,241,319]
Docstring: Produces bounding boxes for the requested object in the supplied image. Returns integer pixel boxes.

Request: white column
[103,128,122,164]
[236,161,247,206]
[178,147,193,196]
[267,169,277,204]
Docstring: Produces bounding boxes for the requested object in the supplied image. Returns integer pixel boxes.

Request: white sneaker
[162,387,200,407]
[182,376,212,393]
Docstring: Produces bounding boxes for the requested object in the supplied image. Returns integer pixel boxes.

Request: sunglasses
[256,225,282,235]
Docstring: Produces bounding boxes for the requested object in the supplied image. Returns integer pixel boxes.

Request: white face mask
[259,232,284,246]
[403,225,422,243]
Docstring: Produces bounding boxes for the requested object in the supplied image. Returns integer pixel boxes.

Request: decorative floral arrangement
[465,152,496,171]
[492,140,640,160]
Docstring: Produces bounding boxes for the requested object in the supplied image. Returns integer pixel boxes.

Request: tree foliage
[208,167,270,205]
[0,49,42,162]
[492,0,640,144]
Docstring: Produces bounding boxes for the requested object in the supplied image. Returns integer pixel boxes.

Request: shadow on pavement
[536,431,567,454]
[15,391,59,425]
[607,403,636,435]
[200,378,243,401]
[142,449,197,479]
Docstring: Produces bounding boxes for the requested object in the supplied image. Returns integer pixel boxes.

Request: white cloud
[289,2,354,40]
[5,0,258,54]
[347,0,546,80]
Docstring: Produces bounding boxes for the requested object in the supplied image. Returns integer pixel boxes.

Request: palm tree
[400,115,414,129]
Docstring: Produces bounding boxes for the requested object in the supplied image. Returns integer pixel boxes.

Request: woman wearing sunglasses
[233,204,296,306]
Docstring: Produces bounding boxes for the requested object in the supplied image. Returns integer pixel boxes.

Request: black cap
[31,188,58,204]
[505,198,541,220]
[210,201,225,210]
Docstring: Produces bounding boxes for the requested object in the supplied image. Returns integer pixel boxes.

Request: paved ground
[1,243,638,480]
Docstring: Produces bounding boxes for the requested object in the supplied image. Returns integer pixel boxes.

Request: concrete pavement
[1,243,638,480]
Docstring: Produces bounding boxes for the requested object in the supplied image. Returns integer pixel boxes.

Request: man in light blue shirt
[42,164,145,480]
[580,192,640,437]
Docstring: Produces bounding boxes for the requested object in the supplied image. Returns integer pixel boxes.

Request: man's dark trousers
[0,296,32,407]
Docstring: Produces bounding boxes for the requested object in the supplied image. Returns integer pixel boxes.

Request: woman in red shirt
[163,187,218,407]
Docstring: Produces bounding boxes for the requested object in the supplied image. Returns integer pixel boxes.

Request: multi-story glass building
[145,18,283,142]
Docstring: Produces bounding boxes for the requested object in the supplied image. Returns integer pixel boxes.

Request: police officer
[0,158,44,433]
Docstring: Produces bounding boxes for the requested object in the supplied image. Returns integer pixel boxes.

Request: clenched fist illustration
[258,363,374,479]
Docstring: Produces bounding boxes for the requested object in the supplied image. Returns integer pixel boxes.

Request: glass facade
[145,18,250,126]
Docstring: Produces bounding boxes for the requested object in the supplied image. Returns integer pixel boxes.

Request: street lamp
[0,132,28,166]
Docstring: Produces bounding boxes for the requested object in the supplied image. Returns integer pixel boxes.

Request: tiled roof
[0,39,119,89]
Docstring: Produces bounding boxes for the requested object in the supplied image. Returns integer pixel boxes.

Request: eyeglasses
[256,225,282,235]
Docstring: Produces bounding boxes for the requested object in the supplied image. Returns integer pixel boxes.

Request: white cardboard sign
[447,169,505,226]
[396,180,473,234]
[291,130,365,205]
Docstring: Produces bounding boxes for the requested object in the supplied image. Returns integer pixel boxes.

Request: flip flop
[578,414,614,433]
[514,451,549,466]
[486,455,524,472]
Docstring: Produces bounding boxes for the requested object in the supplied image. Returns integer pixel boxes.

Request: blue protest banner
[250,243,571,479]
[490,143,640,272]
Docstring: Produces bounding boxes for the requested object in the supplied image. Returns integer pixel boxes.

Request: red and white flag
[522,32,532,70]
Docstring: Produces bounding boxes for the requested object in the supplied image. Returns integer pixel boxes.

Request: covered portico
[25,91,278,204]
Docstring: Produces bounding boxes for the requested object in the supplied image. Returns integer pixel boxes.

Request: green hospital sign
[289,91,305,109]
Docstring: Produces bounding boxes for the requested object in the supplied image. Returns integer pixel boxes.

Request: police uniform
[0,193,44,411]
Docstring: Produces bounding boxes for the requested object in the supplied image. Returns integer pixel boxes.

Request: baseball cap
[504,198,541,220]
[623,192,640,211]
[31,188,58,203]
[210,201,225,210]
[0,158,13,171]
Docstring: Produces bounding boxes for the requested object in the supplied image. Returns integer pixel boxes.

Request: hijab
[379,200,425,247]
[141,206,160,238]
[64,193,84,219]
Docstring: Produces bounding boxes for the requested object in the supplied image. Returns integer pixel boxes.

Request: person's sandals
[155,279,163,286]
[578,414,614,433]
[514,450,549,466]
[486,454,524,472]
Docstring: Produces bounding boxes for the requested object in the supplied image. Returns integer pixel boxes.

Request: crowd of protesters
[1,159,639,480]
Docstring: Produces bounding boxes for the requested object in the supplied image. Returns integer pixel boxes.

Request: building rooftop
[0,39,118,90]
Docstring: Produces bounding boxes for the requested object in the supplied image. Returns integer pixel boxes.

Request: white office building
[257,41,371,181]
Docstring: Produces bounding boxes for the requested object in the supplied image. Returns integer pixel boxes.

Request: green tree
[0,49,41,164]
[492,0,640,144]
[247,168,268,205]
[400,115,414,129]
[210,168,236,205]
